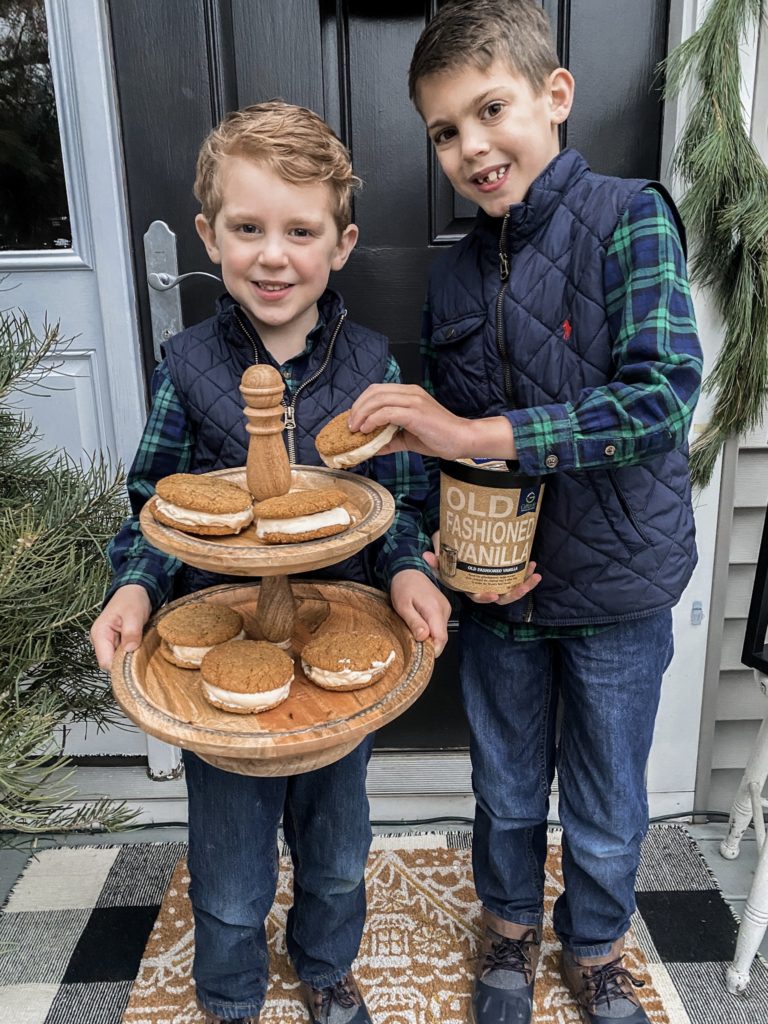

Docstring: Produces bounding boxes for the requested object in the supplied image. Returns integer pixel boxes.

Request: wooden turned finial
[240,365,291,501]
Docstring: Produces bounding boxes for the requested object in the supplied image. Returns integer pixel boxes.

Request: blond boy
[91,102,450,1024]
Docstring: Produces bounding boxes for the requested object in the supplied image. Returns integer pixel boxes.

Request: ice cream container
[438,458,544,594]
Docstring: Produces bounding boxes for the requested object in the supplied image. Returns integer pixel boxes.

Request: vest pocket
[431,312,487,348]
[605,470,653,550]
[431,313,491,417]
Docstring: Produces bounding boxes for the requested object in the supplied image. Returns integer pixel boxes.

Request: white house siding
[695,11,768,816]
[703,433,768,814]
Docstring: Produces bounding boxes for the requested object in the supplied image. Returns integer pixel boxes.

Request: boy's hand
[468,560,541,606]
[349,384,517,461]
[390,569,451,657]
[426,531,542,606]
[349,384,472,459]
[90,584,152,671]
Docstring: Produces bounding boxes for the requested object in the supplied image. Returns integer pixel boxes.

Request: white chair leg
[720,710,768,860]
[727,831,768,994]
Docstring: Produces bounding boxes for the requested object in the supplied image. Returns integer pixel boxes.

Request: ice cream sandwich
[199,639,294,714]
[301,630,396,691]
[152,473,253,535]
[315,410,399,469]
[253,487,351,544]
[156,604,246,669]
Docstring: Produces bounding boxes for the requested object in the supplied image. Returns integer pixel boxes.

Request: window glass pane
[0,0,71,251]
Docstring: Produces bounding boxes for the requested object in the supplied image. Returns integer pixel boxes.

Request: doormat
[0,825,766,1023]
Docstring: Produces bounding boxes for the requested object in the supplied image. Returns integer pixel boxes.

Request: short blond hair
[194,101,361,232]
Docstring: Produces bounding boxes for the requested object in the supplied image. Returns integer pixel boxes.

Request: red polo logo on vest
[562,318,573,342]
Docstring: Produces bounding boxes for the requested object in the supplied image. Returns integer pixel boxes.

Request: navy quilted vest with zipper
[162,289,389,594]
[428,149,697,626]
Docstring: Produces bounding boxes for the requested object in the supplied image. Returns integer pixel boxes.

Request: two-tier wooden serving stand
[111,366,435,776]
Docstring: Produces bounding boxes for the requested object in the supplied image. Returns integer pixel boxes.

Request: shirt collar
[475,148,589,250]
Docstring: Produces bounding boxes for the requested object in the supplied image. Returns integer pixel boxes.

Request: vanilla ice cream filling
[322,423,399,468]
[256,506,350,538]
[169,630,246,665]
[155,498,253,531]
[202,676,293,710]
[302,649,395,687]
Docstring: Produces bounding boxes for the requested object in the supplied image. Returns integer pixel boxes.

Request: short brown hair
[409,0,560,103]
[194,101,361,232]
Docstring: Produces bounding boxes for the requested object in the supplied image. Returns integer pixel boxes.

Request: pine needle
[662,0,768,487]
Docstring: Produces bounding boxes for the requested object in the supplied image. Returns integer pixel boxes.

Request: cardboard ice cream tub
[438,458,544,594]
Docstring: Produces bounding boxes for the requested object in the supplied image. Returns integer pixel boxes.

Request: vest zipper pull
[283,405,296,430]
[499,211,510,281]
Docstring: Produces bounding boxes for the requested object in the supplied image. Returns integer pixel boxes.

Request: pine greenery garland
[663,0,768,487]
[0,309,134,837]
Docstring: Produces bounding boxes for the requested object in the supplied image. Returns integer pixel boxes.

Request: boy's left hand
[390,568,451,656]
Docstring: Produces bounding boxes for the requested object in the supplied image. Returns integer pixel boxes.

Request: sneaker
[561,938,649,1023]
[301,971,373,1024]
[471,914,540,1024]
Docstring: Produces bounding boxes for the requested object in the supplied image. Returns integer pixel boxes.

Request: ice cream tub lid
[439,458,541,489]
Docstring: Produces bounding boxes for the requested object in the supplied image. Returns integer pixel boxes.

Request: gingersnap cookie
[156,604,245,669]
[301,630,396,691]
[315,410,399,469]
[152,473,253,536]
[253,487,351,544]
[199,639,294,713]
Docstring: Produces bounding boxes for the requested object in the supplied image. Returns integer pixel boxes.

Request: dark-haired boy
[350,2,702,1022]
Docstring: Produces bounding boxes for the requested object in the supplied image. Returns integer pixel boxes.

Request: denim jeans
[459,610,674,958]
[183,734,374,1020]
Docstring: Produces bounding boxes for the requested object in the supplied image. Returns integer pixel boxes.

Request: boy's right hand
[90,585,152,671]
[424,531,541,606]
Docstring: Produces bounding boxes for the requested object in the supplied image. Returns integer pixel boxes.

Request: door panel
[108,0,671,750]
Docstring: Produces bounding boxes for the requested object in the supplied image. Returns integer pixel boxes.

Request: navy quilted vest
[162,289,389,594]
[429,149,697,626]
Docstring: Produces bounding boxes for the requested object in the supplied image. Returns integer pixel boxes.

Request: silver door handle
[148,271,222,291]
[144,220,224,361]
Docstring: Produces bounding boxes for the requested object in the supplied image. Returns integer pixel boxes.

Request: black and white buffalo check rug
[1,825,767,1023]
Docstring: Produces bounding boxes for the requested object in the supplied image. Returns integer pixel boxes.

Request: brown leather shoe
[561,937,649,1023]
[471,909,541,1024]
[301,971,373,1023]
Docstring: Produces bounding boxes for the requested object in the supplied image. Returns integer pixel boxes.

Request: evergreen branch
[0,309,131,832]
[662,0,768,487]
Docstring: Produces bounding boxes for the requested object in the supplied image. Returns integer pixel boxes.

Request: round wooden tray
[139,466,395,576]
[111,581,435,776]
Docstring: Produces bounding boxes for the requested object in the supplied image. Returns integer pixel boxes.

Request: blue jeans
[459,610,674,958]
[183,735,374,1020]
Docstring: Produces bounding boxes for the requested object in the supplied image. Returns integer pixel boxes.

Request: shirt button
[604,444,617,457]
[545,454,559,469]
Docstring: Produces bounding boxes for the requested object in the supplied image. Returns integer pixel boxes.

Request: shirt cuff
[103,569,174,612]
[378,553,440,591]
[504,404,577,474]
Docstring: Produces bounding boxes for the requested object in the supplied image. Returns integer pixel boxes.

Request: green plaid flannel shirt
[421,188,702,641]
[107,326,436,610]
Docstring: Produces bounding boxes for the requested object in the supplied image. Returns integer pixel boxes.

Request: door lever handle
[148,271,222,291]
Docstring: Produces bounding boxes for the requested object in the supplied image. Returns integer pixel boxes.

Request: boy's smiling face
[196,157,357,344]
[417,60,573,218]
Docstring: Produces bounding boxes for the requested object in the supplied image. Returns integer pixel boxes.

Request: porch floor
[1,820,766,960]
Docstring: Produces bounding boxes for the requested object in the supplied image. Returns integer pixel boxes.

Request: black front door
[108,0,671,750]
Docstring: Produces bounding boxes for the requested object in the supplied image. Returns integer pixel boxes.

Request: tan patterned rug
[122,831,688,1024]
